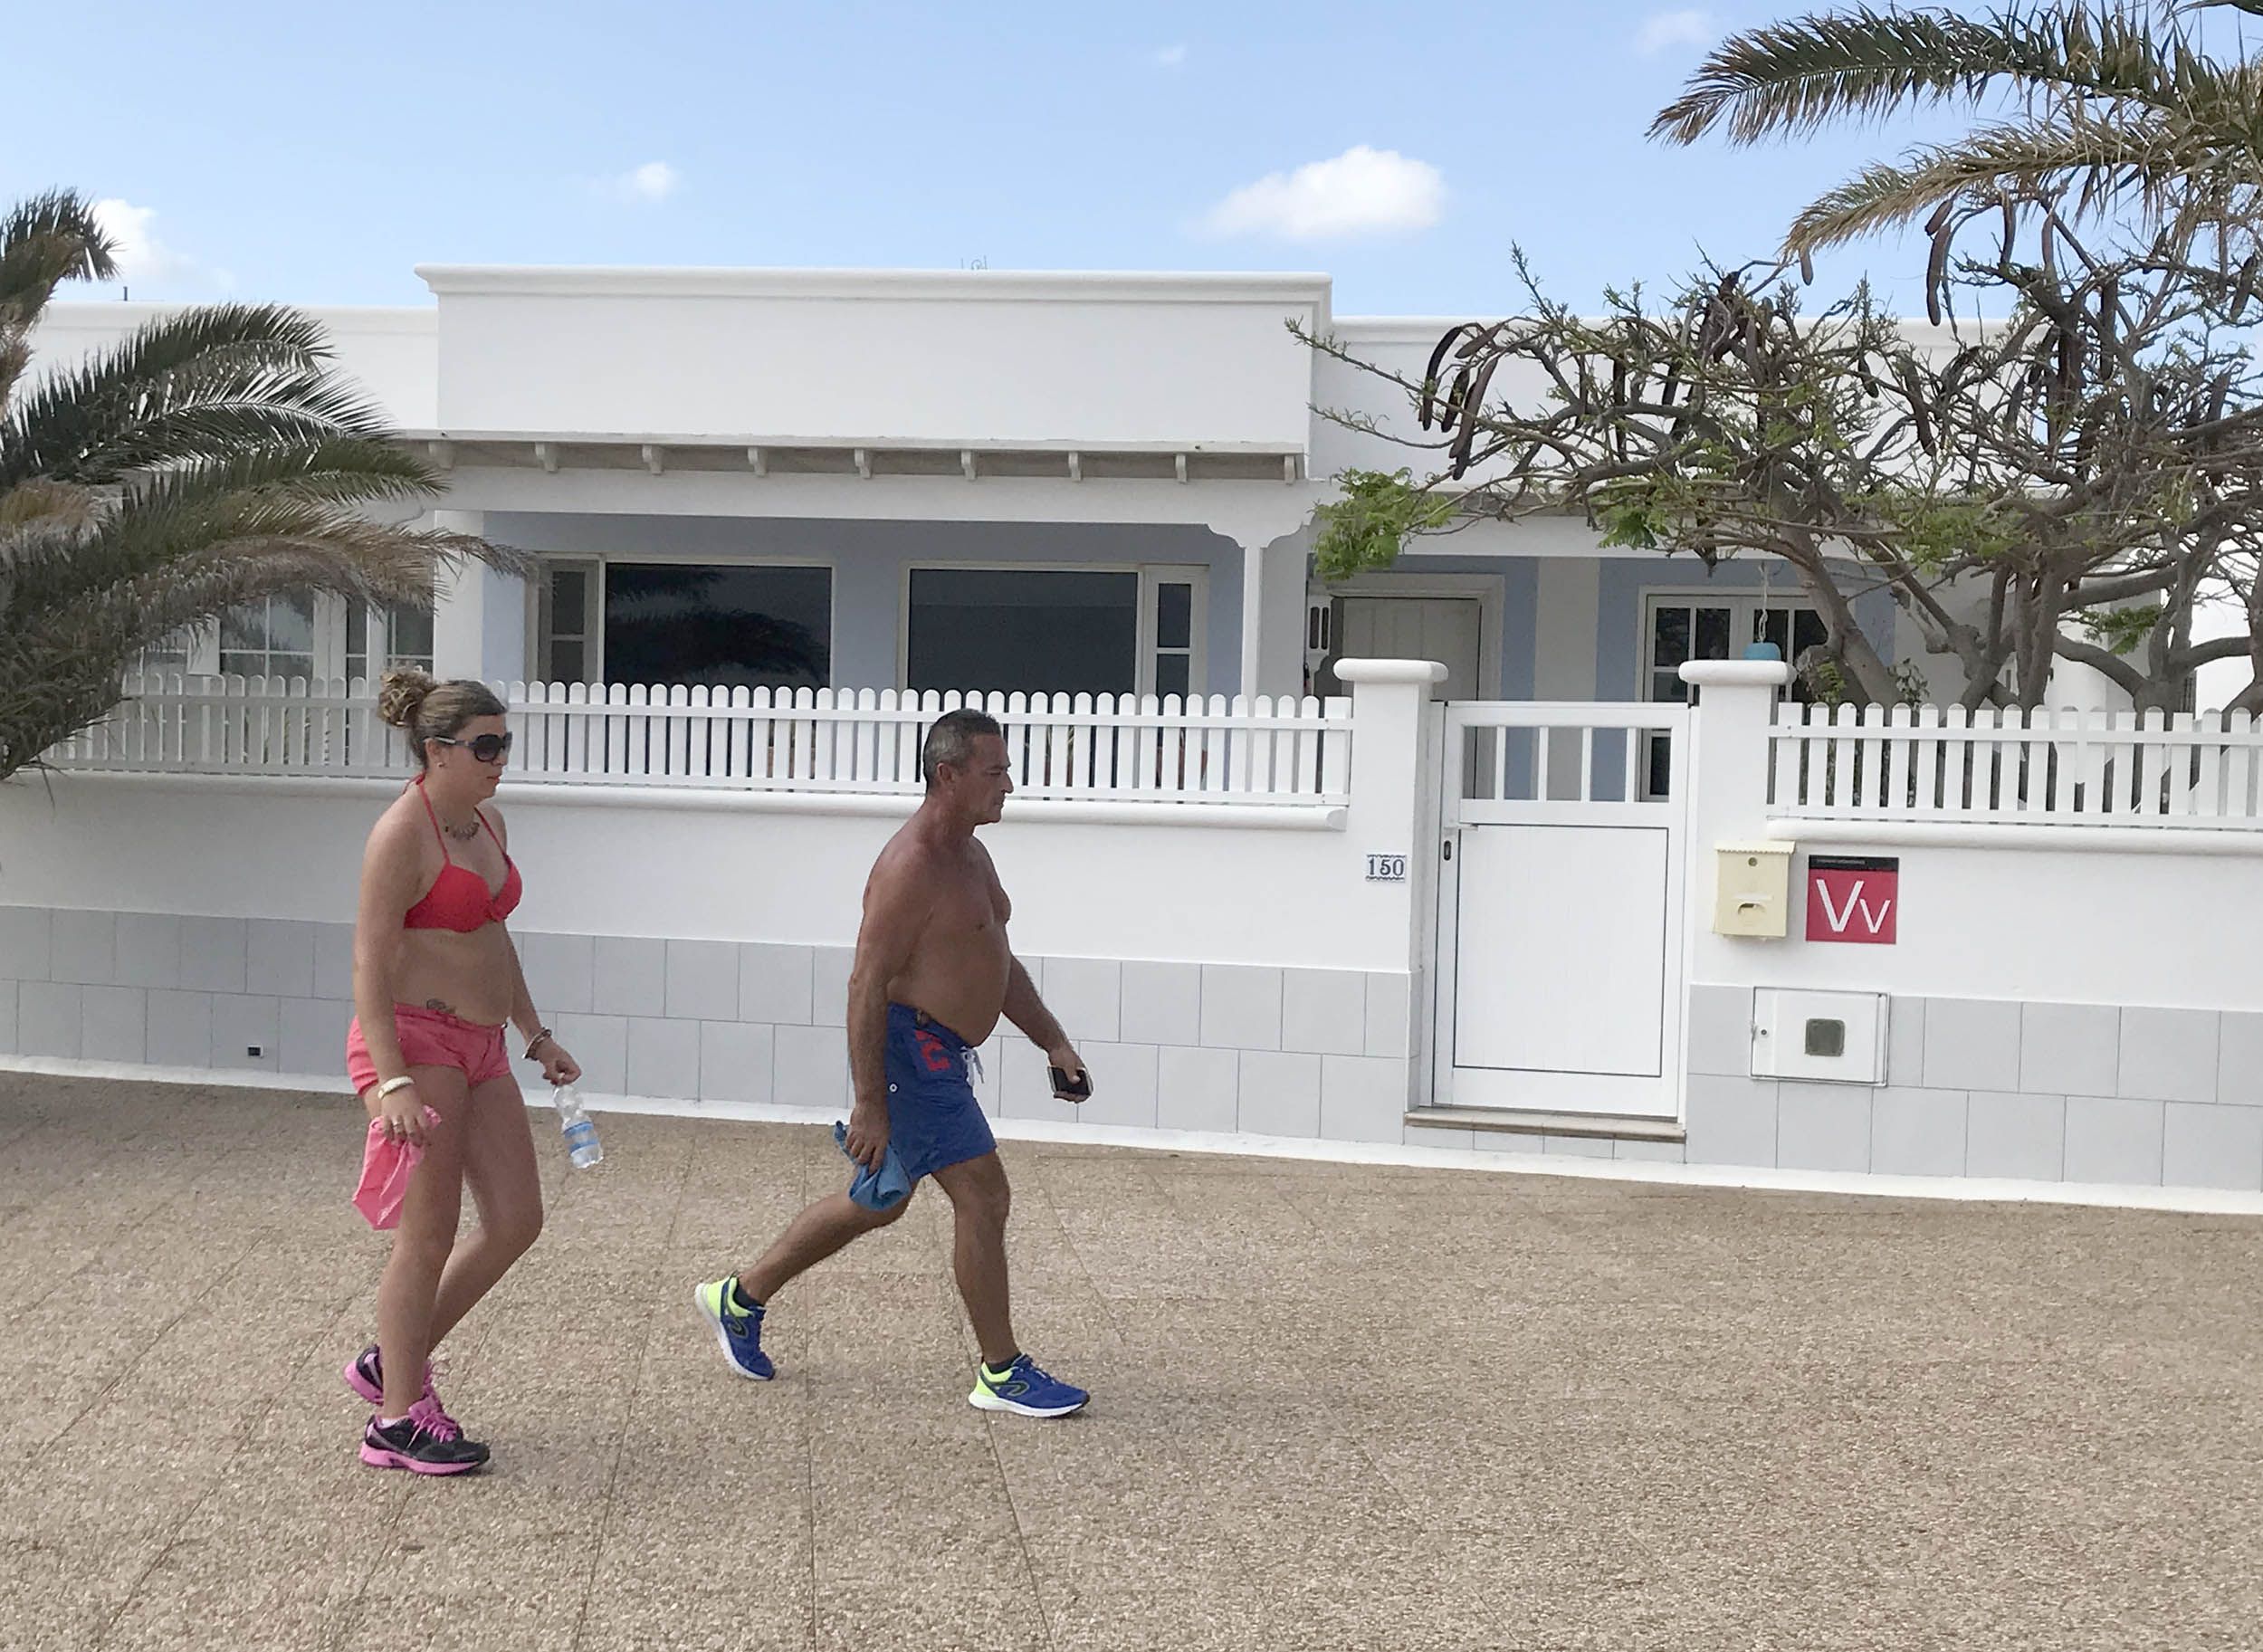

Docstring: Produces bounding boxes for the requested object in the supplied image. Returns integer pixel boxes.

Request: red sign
[1807,855,1898,944]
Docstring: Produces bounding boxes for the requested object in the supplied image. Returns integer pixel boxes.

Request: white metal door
[1433,702,1690,1118]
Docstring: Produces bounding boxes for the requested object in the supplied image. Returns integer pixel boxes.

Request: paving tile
[0,1070,2258,1652]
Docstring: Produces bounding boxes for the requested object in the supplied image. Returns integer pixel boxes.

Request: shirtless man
[693,710,1092,1417]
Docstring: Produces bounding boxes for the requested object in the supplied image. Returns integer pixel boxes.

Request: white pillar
[1235,531,1312,700]
[1679,659,1791,985]
[428,511,528,684]
[1238,538,1265,701]
[1336,658,1451,1109]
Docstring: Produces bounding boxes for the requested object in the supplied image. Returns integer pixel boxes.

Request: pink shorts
[347,1005,512,1096]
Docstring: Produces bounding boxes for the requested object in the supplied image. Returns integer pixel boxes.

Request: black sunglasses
[431,731,513,763]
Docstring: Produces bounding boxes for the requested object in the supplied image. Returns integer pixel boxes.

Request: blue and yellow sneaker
[692,1277,774,1380]
[969,1353,1088,1418]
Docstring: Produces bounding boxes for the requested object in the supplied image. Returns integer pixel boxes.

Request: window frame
[895,560,1209,700]
[1636,587,1828,706]
[530,552,841,689]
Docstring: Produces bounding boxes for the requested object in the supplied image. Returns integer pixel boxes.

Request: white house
[33,265,1922,729]
[9,265,2261,1203]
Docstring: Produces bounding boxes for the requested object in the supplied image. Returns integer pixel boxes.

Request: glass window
[345,603,370,684]
[539,563,597,683]
[1157,583,1192,650]
[907,569,1139,697]
[220,594,316,682]
[1151,578,1197,701]
[133,628,196,676]
[604,563,830,689]
[387,604,434,673]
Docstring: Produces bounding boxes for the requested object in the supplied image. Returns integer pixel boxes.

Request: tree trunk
[1782,547,1899,704]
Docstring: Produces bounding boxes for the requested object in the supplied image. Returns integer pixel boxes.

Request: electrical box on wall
[1751,988,1889,1084]
[1713,842,1794,939]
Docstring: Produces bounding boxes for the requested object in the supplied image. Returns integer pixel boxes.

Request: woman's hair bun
[377,666,436,731]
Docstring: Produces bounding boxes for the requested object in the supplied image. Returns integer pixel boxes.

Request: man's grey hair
[921,708,1004,789]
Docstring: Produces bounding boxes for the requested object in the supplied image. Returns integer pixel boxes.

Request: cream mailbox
[1713,841,1794,938]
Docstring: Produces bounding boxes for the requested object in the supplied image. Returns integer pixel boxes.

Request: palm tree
[1651,2,2263,257]
[0,188,520,781]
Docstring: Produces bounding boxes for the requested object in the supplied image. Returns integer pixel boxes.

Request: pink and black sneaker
[359,1396,489,1475]
[342,1344,462,1434]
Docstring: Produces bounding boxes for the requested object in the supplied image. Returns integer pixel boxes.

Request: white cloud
[1637,9,1717,54]
[1152,43,1188,68]
[601,161,682,205]
[90,198,232,293]
[1198,146,1445,242]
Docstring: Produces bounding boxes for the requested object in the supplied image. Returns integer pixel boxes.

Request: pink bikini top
[401,777,521,931]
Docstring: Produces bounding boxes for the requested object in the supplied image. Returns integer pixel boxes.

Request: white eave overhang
[396,431,1308,484]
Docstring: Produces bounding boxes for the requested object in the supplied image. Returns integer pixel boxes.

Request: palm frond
[1654,5,2222,147]
[0,303,387,487]
[1783,107,2243,252]
[0,190,116,331]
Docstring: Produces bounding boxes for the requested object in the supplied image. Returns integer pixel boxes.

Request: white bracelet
[375,1075,415,1099]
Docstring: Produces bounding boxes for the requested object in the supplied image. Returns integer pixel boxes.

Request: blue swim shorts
[883,1003,997,1184]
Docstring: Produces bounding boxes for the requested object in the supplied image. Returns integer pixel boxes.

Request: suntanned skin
[733,732,1084,1368]
[351,712,581,1418]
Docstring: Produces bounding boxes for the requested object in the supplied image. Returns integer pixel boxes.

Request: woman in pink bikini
[343,669,580,1474]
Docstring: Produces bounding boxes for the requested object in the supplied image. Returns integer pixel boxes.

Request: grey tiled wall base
[0,906,1418,1151]
[1684,983,2263,1193]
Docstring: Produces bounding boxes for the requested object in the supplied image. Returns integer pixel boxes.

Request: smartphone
[1048,1065,1092,1102]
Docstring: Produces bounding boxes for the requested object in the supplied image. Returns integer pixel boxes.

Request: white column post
[1237,537,1266,700]
[1679,660,1791,983]
[1336,658,1450,1112]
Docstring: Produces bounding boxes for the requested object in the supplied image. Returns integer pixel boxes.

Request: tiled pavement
[2,1071,2259,1651]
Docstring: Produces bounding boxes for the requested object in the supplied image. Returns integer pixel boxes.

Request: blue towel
[833,1121,913,1212]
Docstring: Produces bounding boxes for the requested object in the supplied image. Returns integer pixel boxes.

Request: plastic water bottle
[554,1084,603,1169]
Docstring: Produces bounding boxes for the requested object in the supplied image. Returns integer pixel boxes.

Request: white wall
[0,675,1440,977]
[33,305,439,428]
[421,268,1328,452]
[1683,670,2263,1013]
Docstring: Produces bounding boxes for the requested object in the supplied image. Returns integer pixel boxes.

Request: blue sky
[13,1,1988,317]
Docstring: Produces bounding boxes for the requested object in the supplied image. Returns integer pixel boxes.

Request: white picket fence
[1771,703,2263,829]
[49,676,1354,807]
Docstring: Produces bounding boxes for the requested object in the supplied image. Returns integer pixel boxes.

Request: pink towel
[353,1107,443,1230]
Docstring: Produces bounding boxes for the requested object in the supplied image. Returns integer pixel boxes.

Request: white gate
[1433,702,1690,1119]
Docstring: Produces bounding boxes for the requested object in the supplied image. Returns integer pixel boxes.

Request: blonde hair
[377,668,507,767]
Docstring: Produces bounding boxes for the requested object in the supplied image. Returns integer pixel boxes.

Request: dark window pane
[907,569,1139,697]
[1652,606,1689,667]
[1157,583,1193,650]
[550,641,585,683]
[389,604,434,660]
[552,568,587,633]
[1695,606,1732,660]
[346,605,368,656]
[604,563,831,689]
[1155,654,1190,699]
[1760,608,1790,654]
[220,606,263,651]
[259,595,313,654]
[1647,733,1673,797]
[1793,609,1829,657]
[272,654,314,683]
[1654,670,1690,703]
